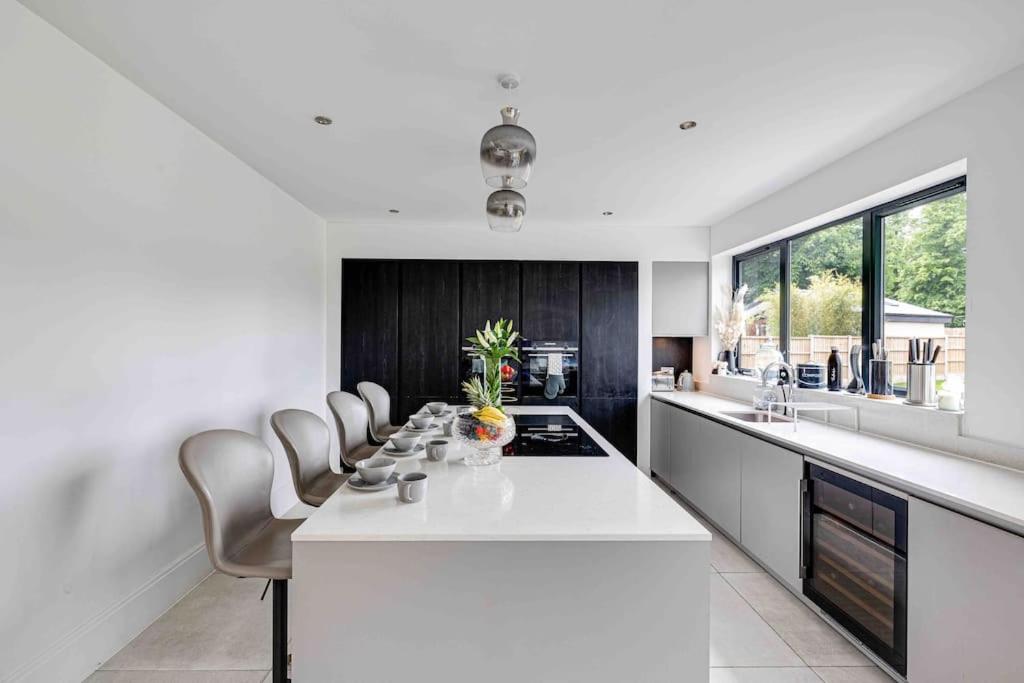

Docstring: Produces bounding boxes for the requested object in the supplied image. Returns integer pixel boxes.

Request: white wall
[707,63,1024,459]
[325,220,710,473]
[0,2,326,680]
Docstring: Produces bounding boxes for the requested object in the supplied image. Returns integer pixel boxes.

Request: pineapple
[461,376,506,427]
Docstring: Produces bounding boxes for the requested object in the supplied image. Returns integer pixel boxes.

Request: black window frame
[733,175,966,392]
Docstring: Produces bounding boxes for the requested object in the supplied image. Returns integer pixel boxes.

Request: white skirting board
[8,543,212,683]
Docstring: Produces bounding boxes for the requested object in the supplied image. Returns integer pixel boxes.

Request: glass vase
[453,413,515,466]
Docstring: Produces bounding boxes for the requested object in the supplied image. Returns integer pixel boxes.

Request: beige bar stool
[326,391,378,472]
[357,381,401,444]
[270,408,348,506]
[179,429,301,683]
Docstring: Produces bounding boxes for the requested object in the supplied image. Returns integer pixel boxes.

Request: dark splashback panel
[652,336,693,374]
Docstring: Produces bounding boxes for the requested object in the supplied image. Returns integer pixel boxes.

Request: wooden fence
[741,328,965,385]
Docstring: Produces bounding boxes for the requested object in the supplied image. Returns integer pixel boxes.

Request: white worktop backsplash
[699,374,1024,473]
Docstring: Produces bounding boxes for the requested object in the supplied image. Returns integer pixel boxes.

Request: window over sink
[734,176,966,397]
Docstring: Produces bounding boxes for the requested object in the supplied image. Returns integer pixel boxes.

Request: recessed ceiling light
[388,209,400,214]
[679,120,697,130]
[313,115,333,125]
[602,211,614,216]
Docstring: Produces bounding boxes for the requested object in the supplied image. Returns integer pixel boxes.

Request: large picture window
[734,177,966,394]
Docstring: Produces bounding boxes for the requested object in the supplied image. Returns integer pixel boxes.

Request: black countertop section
[505,414,608,457]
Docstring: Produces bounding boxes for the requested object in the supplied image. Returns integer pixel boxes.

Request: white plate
[403,423,438,432]
[381,443,426,457]
[347,472,399,491]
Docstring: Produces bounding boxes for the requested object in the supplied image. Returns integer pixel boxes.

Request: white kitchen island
[291,406,710,682]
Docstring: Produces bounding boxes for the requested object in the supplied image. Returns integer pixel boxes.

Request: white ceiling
[20,0,1024,227]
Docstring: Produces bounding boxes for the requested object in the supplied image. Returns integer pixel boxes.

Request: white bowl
[409,414,434,429]
[425,401,448,415]
[389,433,421,452]
[355,456,396,484]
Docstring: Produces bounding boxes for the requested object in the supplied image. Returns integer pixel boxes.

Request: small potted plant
[714,284,747,374]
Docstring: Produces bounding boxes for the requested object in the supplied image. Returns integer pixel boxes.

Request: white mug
[397,472,428,503]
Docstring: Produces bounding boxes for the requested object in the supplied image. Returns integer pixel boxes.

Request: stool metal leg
[272,579,289,683]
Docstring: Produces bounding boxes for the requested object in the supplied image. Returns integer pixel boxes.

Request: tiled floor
[89,486,893,683]
[657,481,894,683]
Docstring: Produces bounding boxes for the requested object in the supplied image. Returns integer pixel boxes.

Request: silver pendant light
[486,189,526,232]
[480,75,536,190]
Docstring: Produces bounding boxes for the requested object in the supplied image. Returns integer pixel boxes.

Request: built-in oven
[520,340,578,399]
[461,346,520,404]
[802,461,908,676]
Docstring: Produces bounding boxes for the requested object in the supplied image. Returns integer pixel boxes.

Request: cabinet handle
[800,478,812,580]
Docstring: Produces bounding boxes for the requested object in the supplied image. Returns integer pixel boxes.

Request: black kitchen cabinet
[341,259,400,422]
[581,262,638,398]
[400,261,461,398]
[581,398,637,463]
[398,395,460,423]
[521,261,580,341]
[461,261,521,338]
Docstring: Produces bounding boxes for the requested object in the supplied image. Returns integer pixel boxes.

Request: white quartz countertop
[654,391,1024,537]
[293,406,711,543]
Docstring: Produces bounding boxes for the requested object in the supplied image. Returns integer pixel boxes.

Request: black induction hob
[503,414,608,457]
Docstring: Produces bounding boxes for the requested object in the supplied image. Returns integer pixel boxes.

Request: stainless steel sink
[720,410,793,423]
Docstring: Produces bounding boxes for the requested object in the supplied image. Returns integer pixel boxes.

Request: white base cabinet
[740,439,802,590]
[653,400,803,585]
[691,419,743,540]
[668,407,697,505]
[907,497,1024,682]
[650,397,670,479]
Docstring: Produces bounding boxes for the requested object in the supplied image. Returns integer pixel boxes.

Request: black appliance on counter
[460,346,520,404]
[519,340,578,399]
[802,462,908,675]
[502,414,606,457]
[796,362,826,389]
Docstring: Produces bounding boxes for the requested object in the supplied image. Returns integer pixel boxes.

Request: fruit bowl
[453,410,515,466]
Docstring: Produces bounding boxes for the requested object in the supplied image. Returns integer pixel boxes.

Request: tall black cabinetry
[340,258,638,461]
[581,262,639,462]
[340,259,400,423]
[398,261,461,419]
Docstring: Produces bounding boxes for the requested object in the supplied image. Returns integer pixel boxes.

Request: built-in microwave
[802,461,908,676]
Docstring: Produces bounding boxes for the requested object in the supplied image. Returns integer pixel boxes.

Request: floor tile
[101,574,272,671]
[710,574,804,668]
[812,667,895,682]
[711,530,764,573]
[710,667,823,682]
[722,573,872,667]
[86,671,268,682]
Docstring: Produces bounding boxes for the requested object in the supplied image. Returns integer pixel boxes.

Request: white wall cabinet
[907,497,1024,682]
[650,398,671,479]
[652,261,708,337]
[740,439,803,590]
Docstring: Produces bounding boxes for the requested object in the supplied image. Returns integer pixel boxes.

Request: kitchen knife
[930,344,942,364]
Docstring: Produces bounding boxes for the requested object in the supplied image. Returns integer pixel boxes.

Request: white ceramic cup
[397,472,428,503]
[426,439,448,462]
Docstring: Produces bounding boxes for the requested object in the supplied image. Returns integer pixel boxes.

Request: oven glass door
[521,345,577,397]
